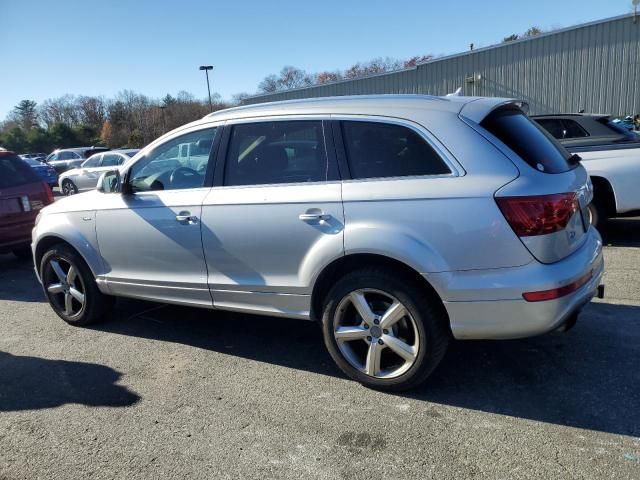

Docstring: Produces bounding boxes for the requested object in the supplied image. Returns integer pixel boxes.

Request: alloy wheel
[333,289,420,379]
[44,257,86,319]
[62,181,76,196]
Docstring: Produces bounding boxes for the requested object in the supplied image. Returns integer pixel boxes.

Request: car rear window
[482,109,574,174]
[0,155,41,188]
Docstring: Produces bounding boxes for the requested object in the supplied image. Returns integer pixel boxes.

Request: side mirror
[97,170,121,193]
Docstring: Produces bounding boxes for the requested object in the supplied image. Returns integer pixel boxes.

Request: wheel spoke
[365,341,383,376]
[47,283,64,294]
[50,260,67,283]
[379,301,407,330]
[64,293,74,315]
[69,288,84,305]
[349,291,375,324]
[66,266,77,285]
[382,334,416,362]
[335,325,368,342]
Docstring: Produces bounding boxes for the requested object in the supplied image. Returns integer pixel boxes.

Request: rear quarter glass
[481,109,575,174]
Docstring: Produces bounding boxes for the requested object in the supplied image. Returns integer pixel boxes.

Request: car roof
[200,94,521,123]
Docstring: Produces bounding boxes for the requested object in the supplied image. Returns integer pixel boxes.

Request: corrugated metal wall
[243,14,640,116]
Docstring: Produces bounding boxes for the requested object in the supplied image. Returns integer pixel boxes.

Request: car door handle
[299,213,331,222]
[176,212,198,224]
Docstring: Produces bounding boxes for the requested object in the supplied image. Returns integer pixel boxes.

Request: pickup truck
[533,113,640,229]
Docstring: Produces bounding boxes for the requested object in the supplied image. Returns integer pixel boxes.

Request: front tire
[61,179,78,196]
[321,268,450,391]
[40,244,113,326]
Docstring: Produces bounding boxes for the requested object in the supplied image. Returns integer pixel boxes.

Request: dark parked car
[45,147,110,173]
[532,114,640,150]
[0,151,54,258]
[22,157,59,187]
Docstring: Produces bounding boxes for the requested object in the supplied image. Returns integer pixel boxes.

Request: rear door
[200,119,344,318]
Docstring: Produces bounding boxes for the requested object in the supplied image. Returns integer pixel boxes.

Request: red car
[0,150,54,258]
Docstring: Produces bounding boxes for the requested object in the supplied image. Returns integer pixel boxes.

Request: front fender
[32,211,103,281]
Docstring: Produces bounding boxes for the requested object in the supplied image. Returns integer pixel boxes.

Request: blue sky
[0,0,629,120]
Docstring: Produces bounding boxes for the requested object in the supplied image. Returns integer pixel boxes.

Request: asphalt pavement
[0,219,639,479]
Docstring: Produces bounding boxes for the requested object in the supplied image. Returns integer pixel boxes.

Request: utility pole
[199,65,214,111]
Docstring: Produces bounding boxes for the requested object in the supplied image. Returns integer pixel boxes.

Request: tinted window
[0,155,40,188]
[129,128,216,192]
[82,155,101,168]
[562,119,589,138]
[535,119,566,139]
[341,121,450,179]
[83,148,108,158]
[101,154,123,167]
[482,110,573,173]
[224,121,328,186]
[58,151,76,160]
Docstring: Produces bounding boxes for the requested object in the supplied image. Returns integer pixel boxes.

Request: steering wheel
[169,167,200,189]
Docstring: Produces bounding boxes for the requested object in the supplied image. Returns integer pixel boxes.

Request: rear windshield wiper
[568,153,582,165]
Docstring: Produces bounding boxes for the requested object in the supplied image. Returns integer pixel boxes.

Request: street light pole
[199,65,213,112]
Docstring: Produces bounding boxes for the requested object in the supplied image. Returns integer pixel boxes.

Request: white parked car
[533,114,640,228]
[59,149,139,195]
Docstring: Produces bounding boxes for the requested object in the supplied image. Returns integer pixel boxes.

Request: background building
[243,14,640,116]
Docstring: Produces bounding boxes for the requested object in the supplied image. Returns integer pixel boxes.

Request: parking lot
[0,219,638,479]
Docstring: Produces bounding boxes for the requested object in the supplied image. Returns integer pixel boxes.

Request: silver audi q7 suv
[32,95,604,391]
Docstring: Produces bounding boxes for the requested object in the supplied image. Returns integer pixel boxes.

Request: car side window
[101,154,122,167]
[82,155,101,168]
[535,119,565,139]
[128,127,217,192]
[561,119,589,138]
[340,121,450,179]
[224,121,328,186]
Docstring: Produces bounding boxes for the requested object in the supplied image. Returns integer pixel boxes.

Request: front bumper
[428,227,604,340]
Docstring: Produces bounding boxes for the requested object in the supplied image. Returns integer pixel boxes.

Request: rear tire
[40,244,113,326]
[321,268,450,391]
[61,179,78,196]
[12,246,32,260]
[587,199,607,232]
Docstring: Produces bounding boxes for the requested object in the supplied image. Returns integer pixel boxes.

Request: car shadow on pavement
[601,217,640,247]
[97,299,639,437]
[0,351,140,412]
[0,254,46,302]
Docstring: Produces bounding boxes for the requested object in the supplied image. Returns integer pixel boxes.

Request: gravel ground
[0,219,639,479]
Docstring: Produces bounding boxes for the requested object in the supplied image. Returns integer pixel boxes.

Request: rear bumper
[428,227,604,340]
[0,218,35,252]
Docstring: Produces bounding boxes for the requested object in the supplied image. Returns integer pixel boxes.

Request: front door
[200,119,344,318]
[95,126,219,307]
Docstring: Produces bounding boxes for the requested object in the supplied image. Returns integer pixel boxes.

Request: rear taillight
[496,193,578,237]
[523,270,593,302]
[42,182,54,204]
